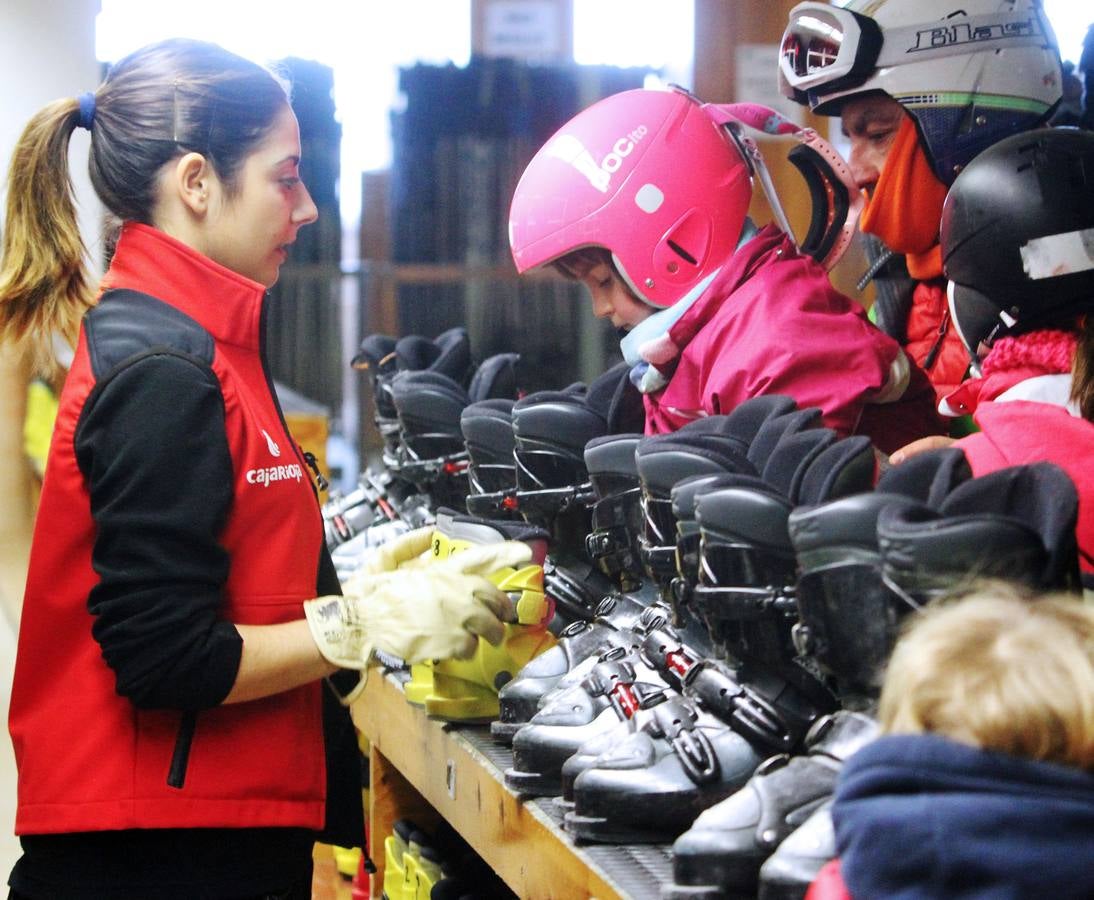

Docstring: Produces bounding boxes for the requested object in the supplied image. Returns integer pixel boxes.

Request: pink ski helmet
[508,87,753,310]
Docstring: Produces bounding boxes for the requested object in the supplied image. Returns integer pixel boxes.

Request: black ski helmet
[942,127,1094,363]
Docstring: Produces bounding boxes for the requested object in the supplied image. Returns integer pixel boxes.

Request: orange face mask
[859,116,948,280]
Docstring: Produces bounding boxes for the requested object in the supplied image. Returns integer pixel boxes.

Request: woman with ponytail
[0,39,520,899]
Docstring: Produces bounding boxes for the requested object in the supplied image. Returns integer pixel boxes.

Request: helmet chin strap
[702,102,863,270]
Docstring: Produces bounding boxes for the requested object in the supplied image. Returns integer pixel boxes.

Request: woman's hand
[888,435,957,465]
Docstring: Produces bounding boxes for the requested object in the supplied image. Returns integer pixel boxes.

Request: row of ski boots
[325,326,521,575]
[344,334,1083,898]
[665,448,1079,897]
[334,338,652,724]
[480,394,1080,898]
[502,397,872,843]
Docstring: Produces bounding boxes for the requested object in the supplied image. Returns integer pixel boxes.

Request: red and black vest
[10,223,330,834]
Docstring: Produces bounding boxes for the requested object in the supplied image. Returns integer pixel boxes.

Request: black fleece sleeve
[74,351,243,710]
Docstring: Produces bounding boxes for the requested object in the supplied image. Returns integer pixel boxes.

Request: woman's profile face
[201,103,319,287]
[839,93,907,196]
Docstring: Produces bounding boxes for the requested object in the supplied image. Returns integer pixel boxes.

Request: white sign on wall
[483,1,564,61]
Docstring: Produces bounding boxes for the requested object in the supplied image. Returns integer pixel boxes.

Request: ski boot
[381,819,425,900]
[505,651,669,796]
[756,799,836,900]
[563,691,766,843]
[457,354,523,518]
[388,349,521,513]
[491,430,662,743]
[788,491,923,702]
[510,387,604,533]
[411,842,444,900]
[553,615,790,811]
[352,332,403,464]
[664,711,878,899]
[878,460,1082,601]
[490,599,649,744]
[583,432,648,592]
[554,429,844,843]
[556,685,675,811]
[634,434,762,656]
[388,369,473,511]
[784,445,976,705]
[510,361,642,537]
[460,398,519,519]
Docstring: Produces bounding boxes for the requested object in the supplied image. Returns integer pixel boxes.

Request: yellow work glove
[304,540,531,669]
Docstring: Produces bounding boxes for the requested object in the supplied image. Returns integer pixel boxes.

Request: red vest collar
[99,222,267,351]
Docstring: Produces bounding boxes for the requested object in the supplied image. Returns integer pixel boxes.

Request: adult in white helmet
[778,0,1063,405]
[508,86,945,452]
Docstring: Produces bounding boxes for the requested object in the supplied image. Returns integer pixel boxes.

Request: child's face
[578,261,654,331]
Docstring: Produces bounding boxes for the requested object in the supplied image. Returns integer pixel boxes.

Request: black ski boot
[504,652,669,797]
[492,430,662,743]
[878,460,1082,601]
[460,398,519,519]
[560,425,858,845]
[562,691,766,843]
[664,711,877,899]
[556,615,800,816]
[756,799,835,900]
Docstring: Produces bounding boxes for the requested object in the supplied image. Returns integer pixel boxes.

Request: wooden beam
[353,673,631,900]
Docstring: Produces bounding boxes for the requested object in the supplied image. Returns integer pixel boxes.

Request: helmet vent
[667,240,698,266]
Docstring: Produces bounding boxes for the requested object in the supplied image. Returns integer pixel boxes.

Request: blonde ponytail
[0,97,95,374]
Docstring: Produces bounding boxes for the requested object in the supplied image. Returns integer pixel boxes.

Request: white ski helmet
[778,0,1063,184]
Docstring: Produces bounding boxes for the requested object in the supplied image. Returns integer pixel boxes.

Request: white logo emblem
[548,125,649,194]
[262,429,281,458]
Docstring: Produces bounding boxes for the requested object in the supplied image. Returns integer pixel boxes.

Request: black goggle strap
[704,101,861,270]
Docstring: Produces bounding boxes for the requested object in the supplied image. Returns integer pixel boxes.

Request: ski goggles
[778,3,882,99]
[779,1,1053,101]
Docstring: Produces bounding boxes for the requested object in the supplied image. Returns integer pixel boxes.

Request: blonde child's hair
[878,579,1094,769]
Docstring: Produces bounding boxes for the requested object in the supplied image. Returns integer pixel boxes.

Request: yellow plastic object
[413,850,443,900]
[402,661,434,706]
[400,832,427,900]
[332,844,362,879]
[382,832,409,900]
[23,378,59,479]
[419,529,556,721]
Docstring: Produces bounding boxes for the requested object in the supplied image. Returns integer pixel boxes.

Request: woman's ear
[173,152,213,216]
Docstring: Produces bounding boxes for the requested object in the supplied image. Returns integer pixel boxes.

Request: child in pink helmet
[508,86,943,453]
